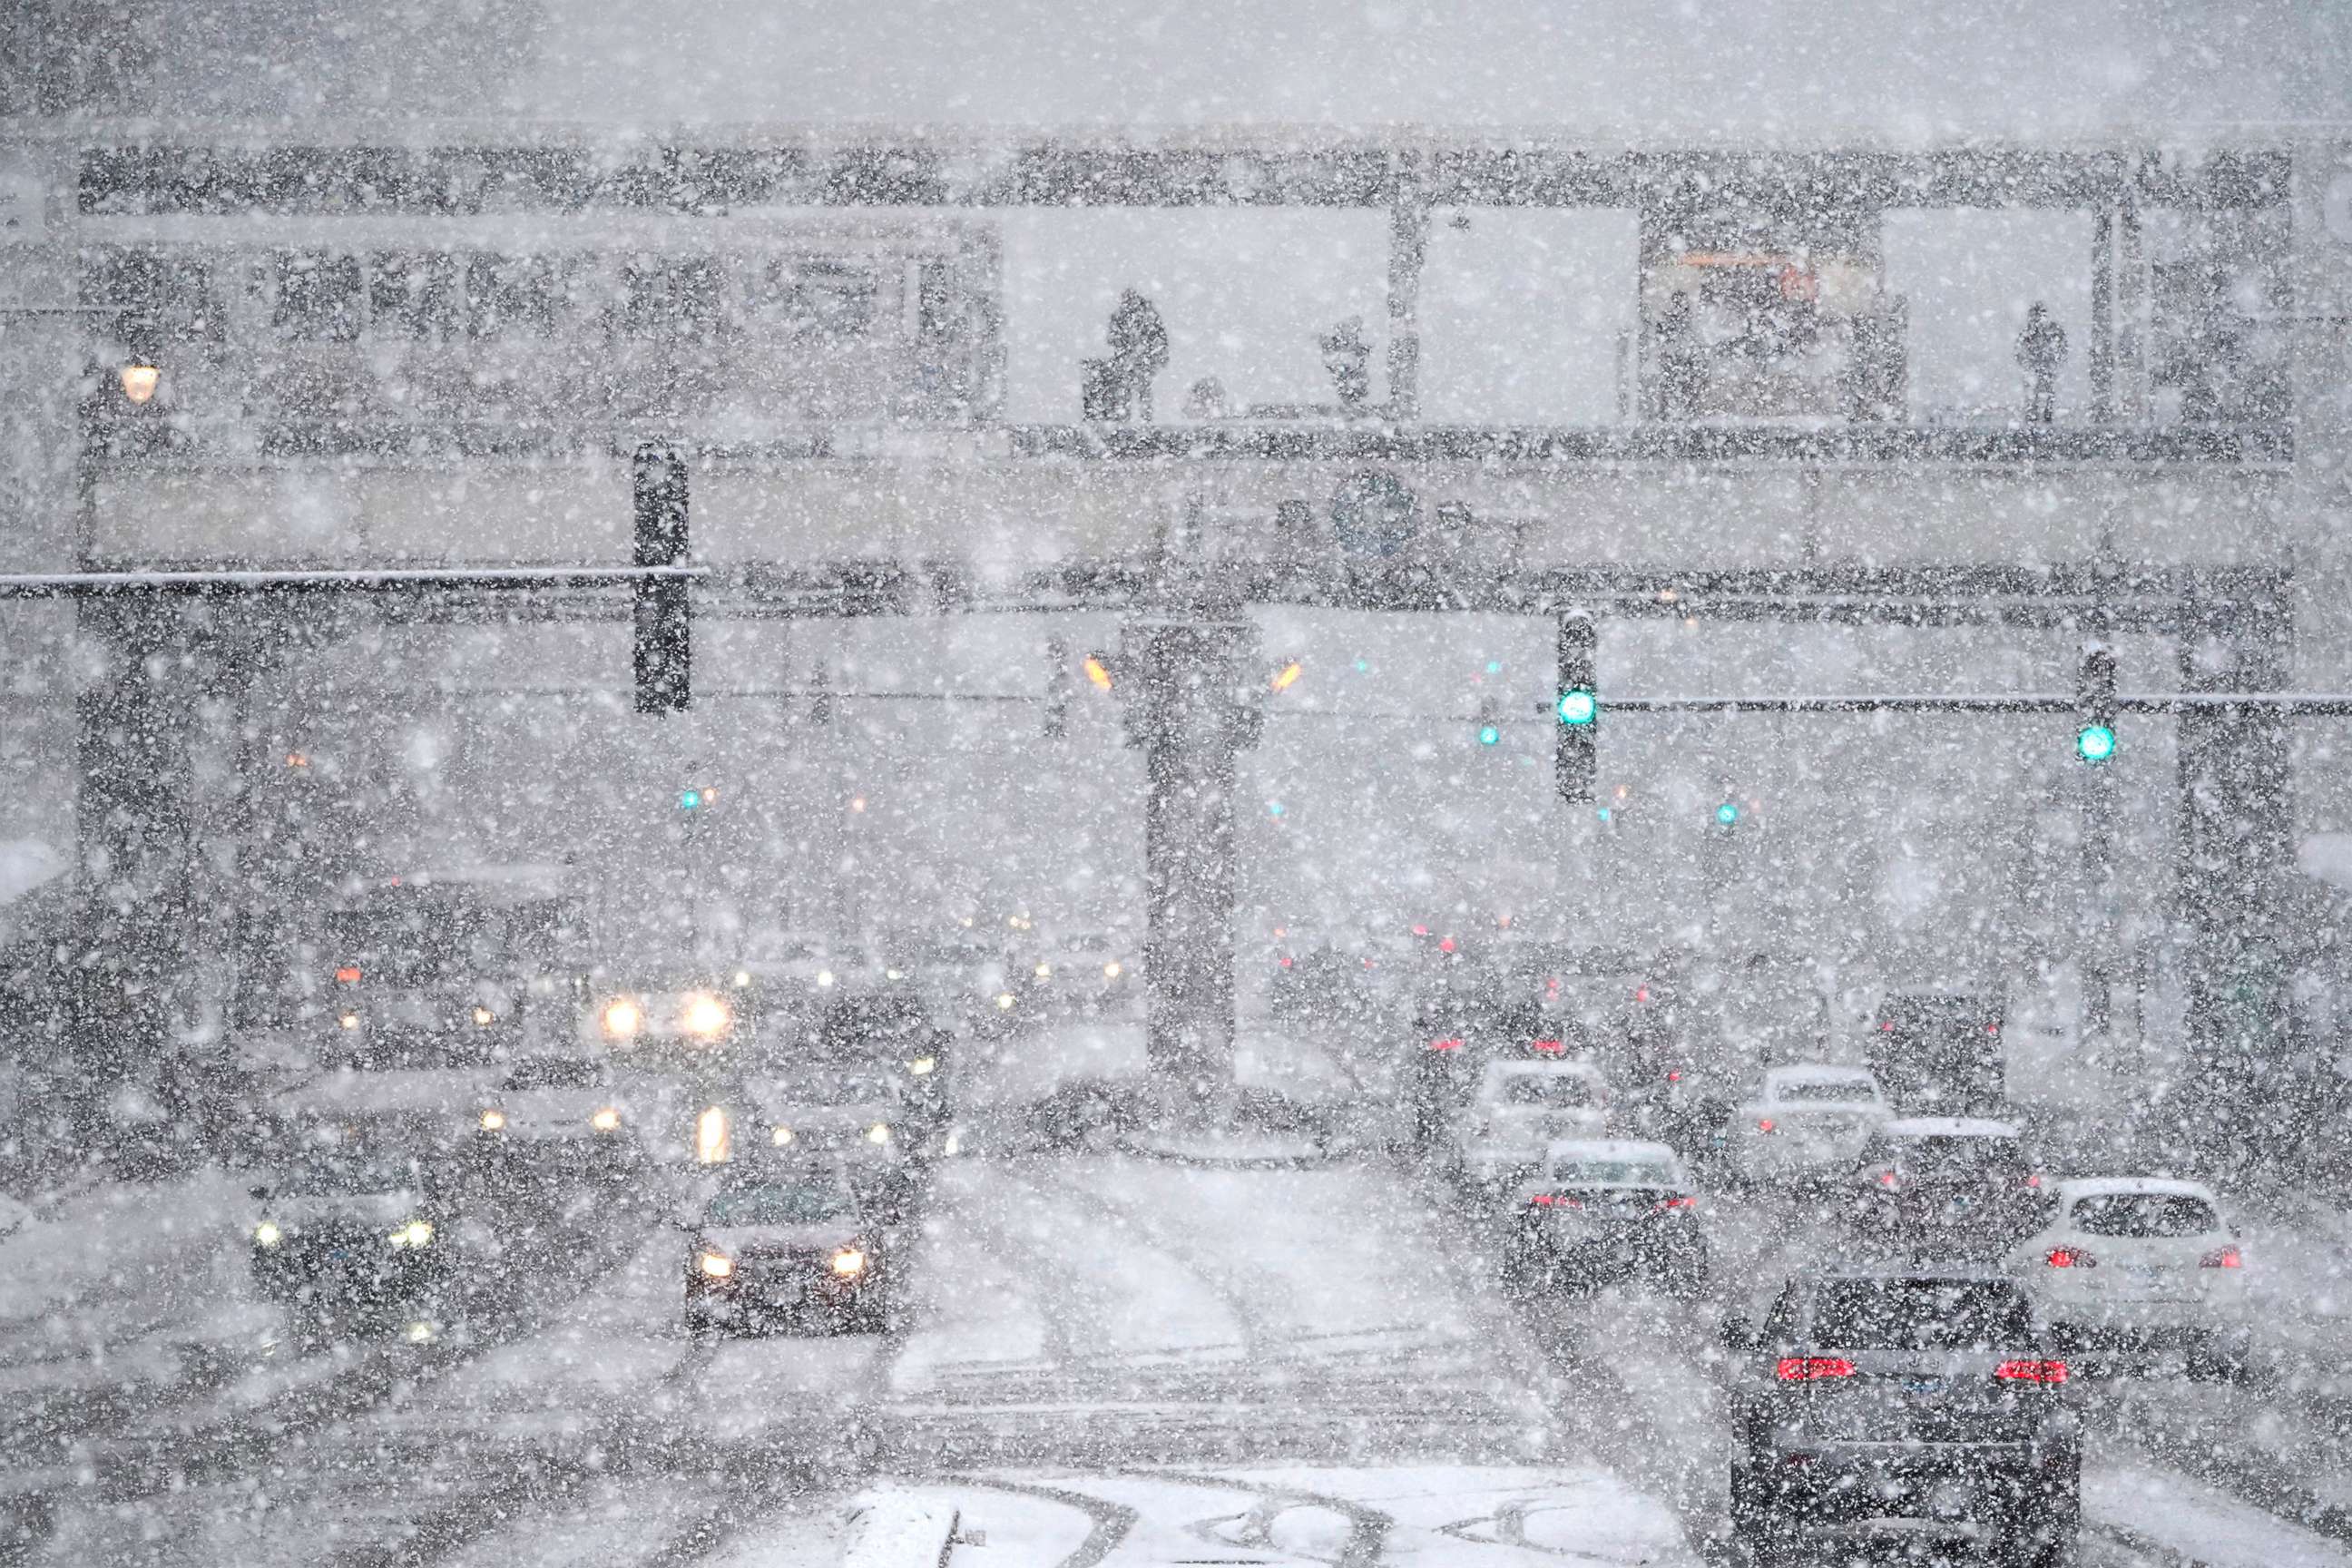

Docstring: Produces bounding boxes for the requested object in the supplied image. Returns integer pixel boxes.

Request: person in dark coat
[2017,301,2068,424]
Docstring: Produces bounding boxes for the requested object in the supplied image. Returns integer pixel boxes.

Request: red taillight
[1278,956,1293,968]
[2025,1173,2043,1189]
[2045,1247,2094,1269]
[1667,1070,1682,1082]
[2200,1246,2242,1269]
[1776,1357,1856,1381]
[335,965,362,984]
[1530,1192,1582,1208]
[1530,1038,1565,1055]
[1877,1170,1900,1189]
[1657,1195,1696,1210]
[1430,1037,1464,1053]
[1994,1359,2068,1384]
[1756,1118,1776,1133]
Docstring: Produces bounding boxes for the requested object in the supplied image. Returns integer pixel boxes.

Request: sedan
[2004,1176,2250,1377]
[1727,1063,1891,1188]
[1503,1138,1708,1298]
[684,1167,900,1337]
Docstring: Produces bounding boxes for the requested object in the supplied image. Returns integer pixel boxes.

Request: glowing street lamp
[119,362,160,404]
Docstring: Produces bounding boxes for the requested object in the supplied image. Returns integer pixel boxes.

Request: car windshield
[1776,1079,1874,1103]
[1497,1075,1593,1108]
[707,1184,860,1227]
[1552,1160,1679,1186]
[272,1154,427,1197]
[504,1057,609,1091]
[1809,1279,2034,1352]
[2071,1192,2220,1238]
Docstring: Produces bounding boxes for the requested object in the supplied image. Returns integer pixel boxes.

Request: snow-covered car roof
[1480,1058,1604,1082]
[2053,1175,2220,1203]
[1881,1116,2021,1139]
[1544,1137,1679,1165]
[1765,1063,1878,1085]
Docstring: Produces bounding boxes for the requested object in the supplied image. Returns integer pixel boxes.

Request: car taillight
[1994,1359,2068,1384]
[2045,1247,2094,1269]
[1667,1070,1682,1082]
[2024,1173,2043,1189]
[1430,1037,1464,1052]
[1530,1192,1582,1208]
[1756,1118,1776,1133]
[1656,1195,1696,1210]
[1530,1038,1565,1055]
[334,965,362,984]
[1877,1170,1900,1189]
[2200,1246,2242,1269]
[1776,1357,1856,1381]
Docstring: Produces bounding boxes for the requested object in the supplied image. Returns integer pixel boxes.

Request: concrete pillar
[1122,609,1256,1090]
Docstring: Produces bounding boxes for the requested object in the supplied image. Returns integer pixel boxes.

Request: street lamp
[119,361,160,404]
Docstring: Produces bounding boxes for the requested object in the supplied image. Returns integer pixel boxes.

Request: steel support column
[2175,570,2295,1163]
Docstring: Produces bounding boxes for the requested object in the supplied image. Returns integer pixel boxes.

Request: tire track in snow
[941,1474,1138,1568]
[1144,1467,1392,1568]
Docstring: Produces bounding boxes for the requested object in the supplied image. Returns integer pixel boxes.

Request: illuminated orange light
[1270,661,1303,693]
[1083,655,1114,691]
[334,966,362,984]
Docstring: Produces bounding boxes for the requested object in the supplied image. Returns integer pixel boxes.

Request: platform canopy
[65,0,2352,142]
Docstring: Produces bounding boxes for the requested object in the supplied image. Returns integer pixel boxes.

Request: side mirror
[1718,1313,1754,1353]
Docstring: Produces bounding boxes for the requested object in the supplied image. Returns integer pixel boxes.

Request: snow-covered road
[8,1135,2349,1566]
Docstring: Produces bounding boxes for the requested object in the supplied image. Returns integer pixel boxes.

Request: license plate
[1905,1377,1945,1395]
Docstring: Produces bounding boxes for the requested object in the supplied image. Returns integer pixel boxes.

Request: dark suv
[1727,1269,2080,1566]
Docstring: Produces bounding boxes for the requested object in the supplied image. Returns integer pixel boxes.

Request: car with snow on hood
[682,1163,903,1337]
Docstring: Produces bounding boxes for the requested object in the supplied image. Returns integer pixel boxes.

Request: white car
[1452,1059,1610,1191]
[1729,1063,1892,1185]
[467,1054,642,1173]
[2005,1176,2250,1376]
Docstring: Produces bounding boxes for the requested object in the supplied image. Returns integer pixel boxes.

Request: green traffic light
[1556,689,1597,726]
[2075,725,2117,763]
[679,789,703,810]
[1715,801,1740,826]
[1477,723,1502,746]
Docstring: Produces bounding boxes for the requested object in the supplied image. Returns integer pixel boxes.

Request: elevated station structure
[0,2,2348,1126]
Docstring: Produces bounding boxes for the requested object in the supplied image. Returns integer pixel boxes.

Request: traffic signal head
[1554,612,1597,805]
[2075,643,2116,765]
[1715,801,1740,827]
[632,440,691,714]
[1477,722,1502,747]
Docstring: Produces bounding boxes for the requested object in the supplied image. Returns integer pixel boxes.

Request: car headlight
[253,1220,282,1247]
[388,1220,434,1250]
[885,967,905,981]
[1103,961,1122,979]
[338,1011,361,1031]
[471,1005,495,1027]
[732,970,751,988]
[995,992,1016,1011]
[602,998,642,1040]
[866,1122,892,1145]
[907,1055,936,1077]
[941,1131,963,1157]
[699,1250,734,1279]
[816,969,836,989]
[771,1124,794,1146]
[591,1107,622,1132]
[829,1248,867,1278]
[404,1319,437,1344]
[682,995,731,1038]
[697,1106,730,1164]
[478,1109,506,1132]
[1034,963,1053,980]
